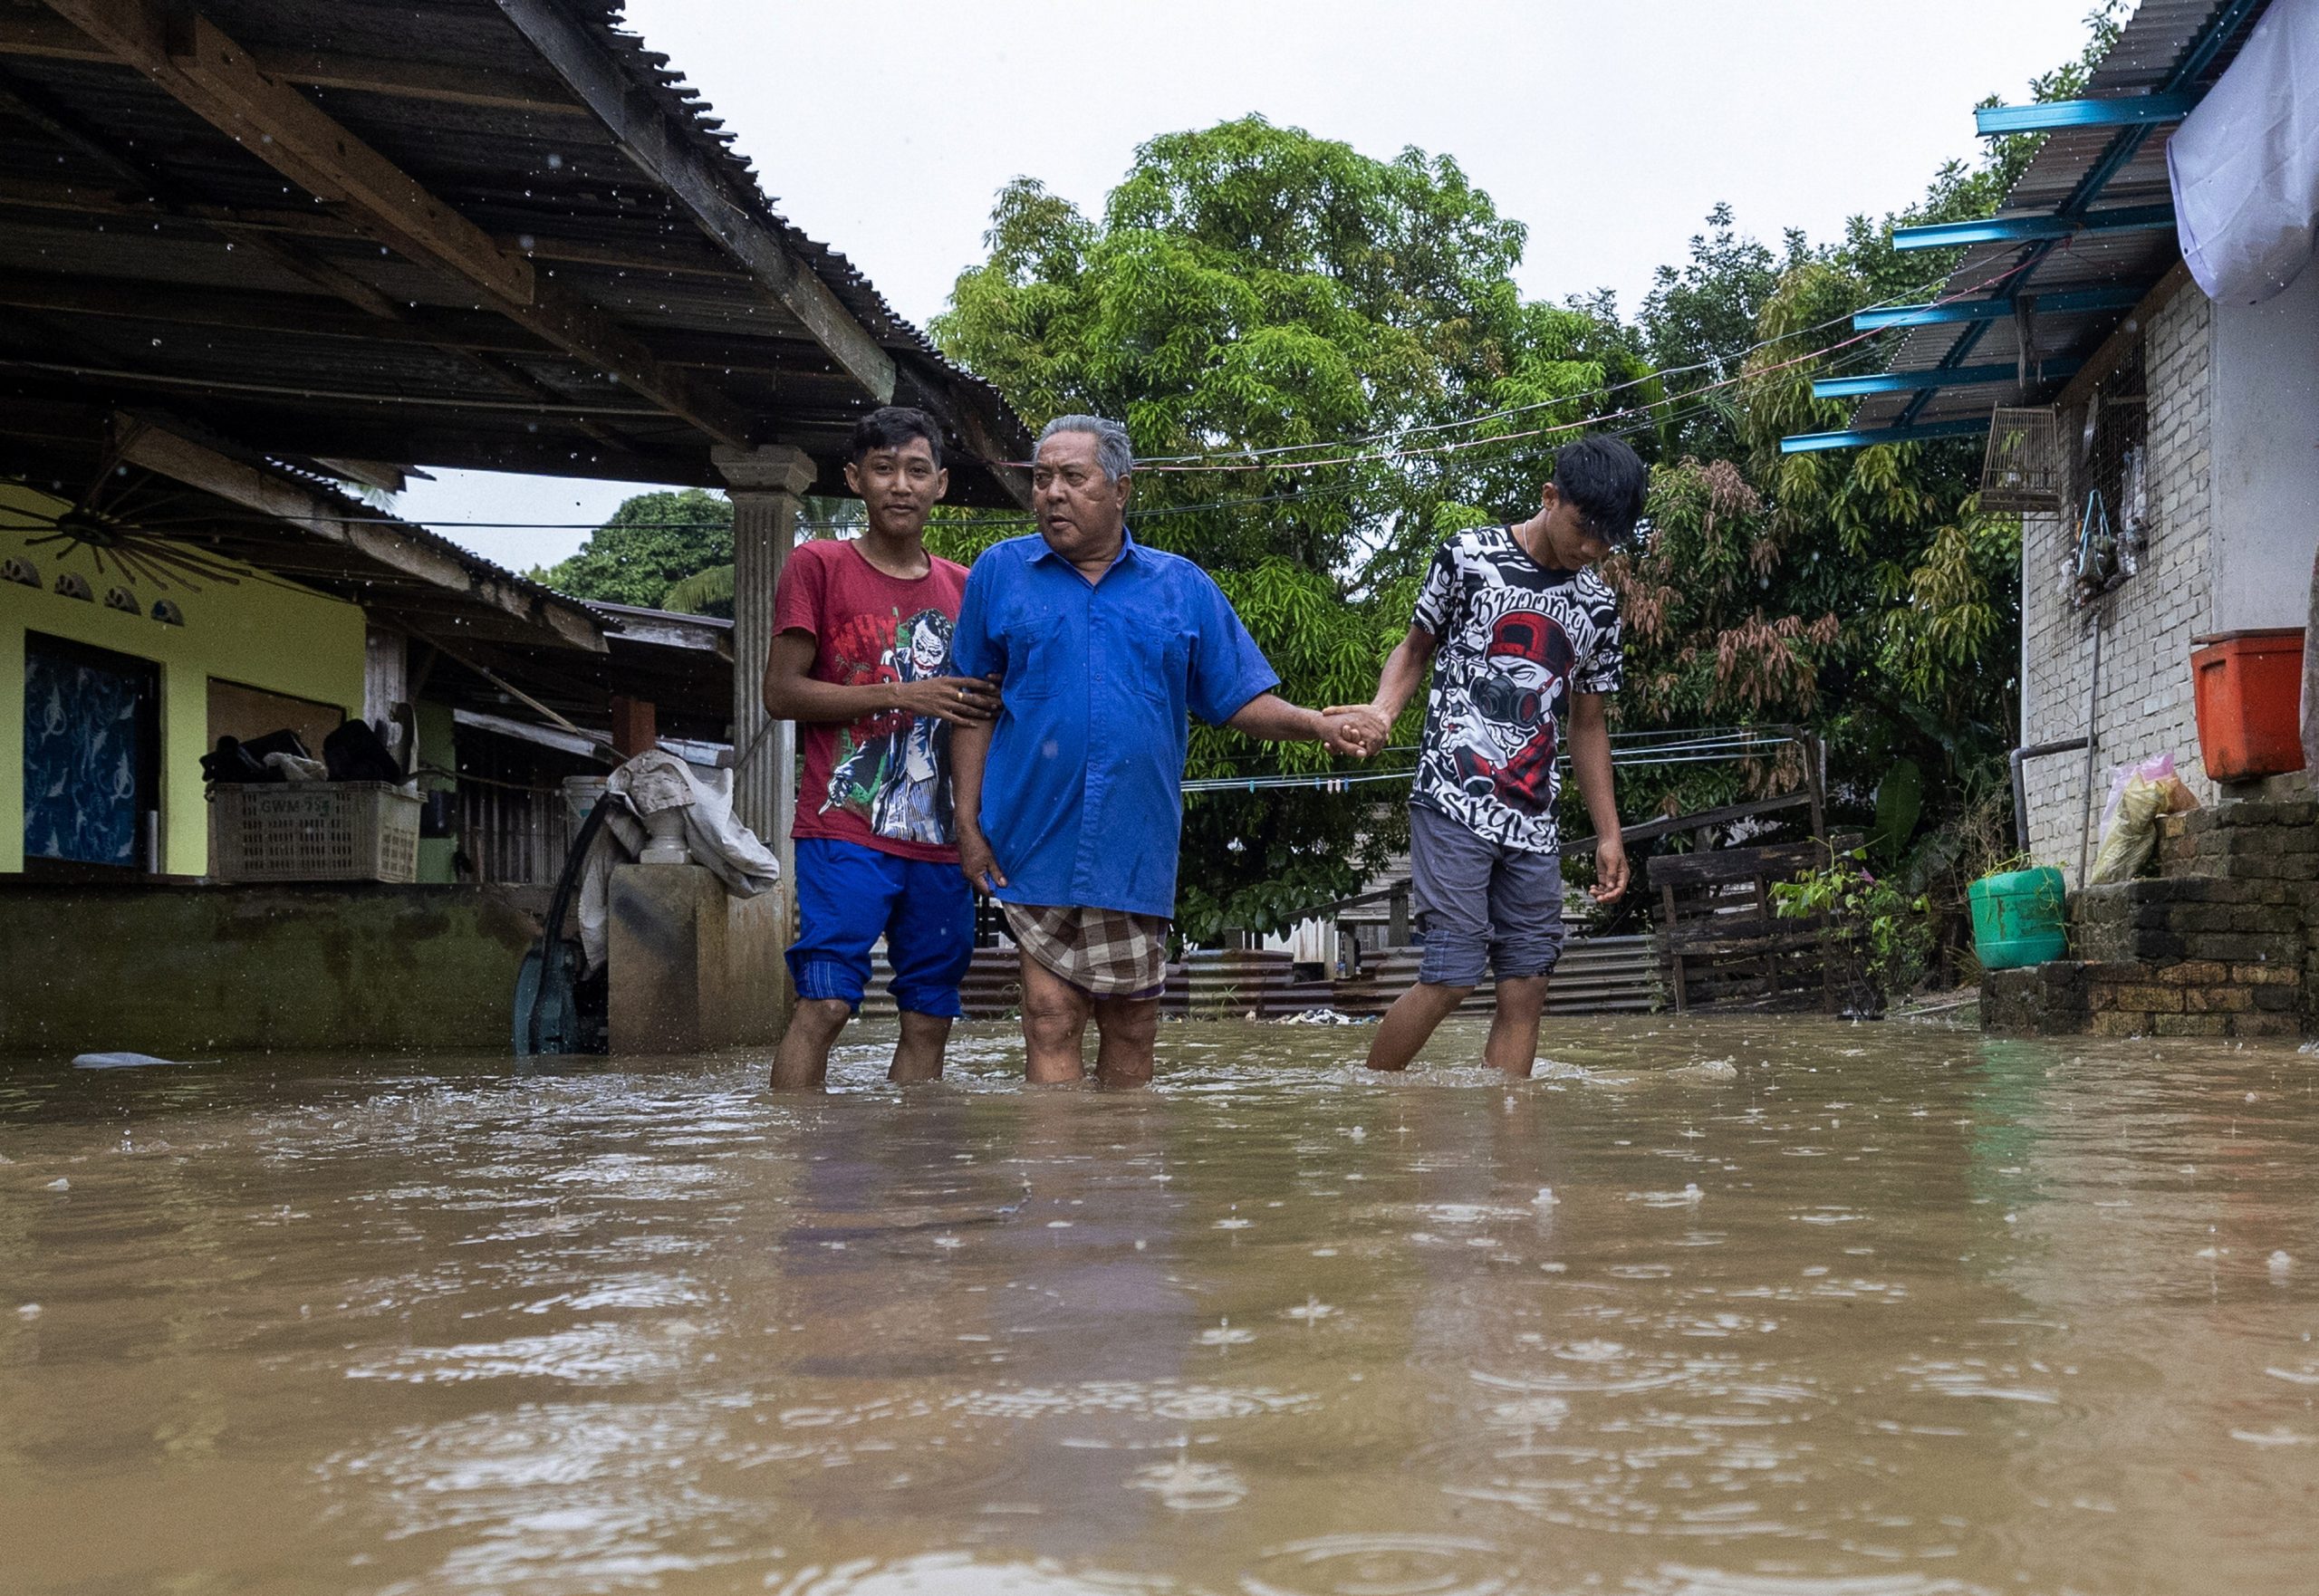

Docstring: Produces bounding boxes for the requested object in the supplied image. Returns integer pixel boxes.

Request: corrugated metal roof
[0,0,1032,504]
[1843,0,2265,434]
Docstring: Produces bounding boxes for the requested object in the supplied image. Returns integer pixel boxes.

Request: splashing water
[0,1014,2314,1593]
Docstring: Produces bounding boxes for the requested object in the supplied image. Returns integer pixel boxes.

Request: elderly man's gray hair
[1036,415,1134,482]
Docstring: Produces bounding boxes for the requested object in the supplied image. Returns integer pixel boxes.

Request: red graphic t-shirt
[771,539,970,863]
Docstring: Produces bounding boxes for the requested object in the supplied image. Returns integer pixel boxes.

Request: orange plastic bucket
[2190,628,2306,782]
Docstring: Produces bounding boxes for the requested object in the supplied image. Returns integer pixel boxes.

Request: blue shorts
[787,838,977,1017]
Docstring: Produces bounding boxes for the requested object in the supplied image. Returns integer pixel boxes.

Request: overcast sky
[402,0,2096,572]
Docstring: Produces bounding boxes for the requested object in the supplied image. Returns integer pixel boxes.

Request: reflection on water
[2,1018,2314,1594]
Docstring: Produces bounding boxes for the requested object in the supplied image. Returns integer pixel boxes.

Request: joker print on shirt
[823,607,957,846]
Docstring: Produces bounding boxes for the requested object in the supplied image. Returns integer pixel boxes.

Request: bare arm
[950,718,1005,894]
[1323,624,1437,754]
[762,630,998,726]
[1366,624,1439,725]
[1226,692,1370,755]
[1568,690,1627,903]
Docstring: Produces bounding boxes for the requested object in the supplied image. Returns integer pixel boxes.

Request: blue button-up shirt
[951,529,1279,919]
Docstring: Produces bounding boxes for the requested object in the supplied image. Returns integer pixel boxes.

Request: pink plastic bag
[2099,753,2176,834]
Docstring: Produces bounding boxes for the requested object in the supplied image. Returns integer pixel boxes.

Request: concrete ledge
[606,863,787,1053]
[0,880,540,1056]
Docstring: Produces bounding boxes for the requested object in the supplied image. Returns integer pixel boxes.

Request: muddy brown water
[2,1017,2315,1595]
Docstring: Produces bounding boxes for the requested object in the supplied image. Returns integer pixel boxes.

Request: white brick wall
[2018,286,2215,877]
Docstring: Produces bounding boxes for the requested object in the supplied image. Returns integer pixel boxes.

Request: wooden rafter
[112,415,607,654]
[0,176,778,287]
[491,0,898,405]
[42,0,755,448]
[0,11,589,114]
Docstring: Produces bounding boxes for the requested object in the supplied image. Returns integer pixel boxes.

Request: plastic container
[1968,867,2068,972]
[2190,628,2306,782]
[208,782,420,883]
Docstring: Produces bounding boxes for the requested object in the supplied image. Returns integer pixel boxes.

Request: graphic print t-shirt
[1408,524,1622,856]
[771,539,970,862]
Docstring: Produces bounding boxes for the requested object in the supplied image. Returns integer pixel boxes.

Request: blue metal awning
[1973,91,2199,135]
[1782,0,2273,455]
[1781,419,1997,455]
[1810,357,2083,401]
[1891,204,2176,252]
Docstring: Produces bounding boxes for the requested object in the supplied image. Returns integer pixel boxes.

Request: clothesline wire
[1124,259,1985,466]
[1199,726,1799,764]
[1181,734,1799,793]
[1132,252,2047,476]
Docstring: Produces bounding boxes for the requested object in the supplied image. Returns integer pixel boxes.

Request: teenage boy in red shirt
[762,407,999,1088]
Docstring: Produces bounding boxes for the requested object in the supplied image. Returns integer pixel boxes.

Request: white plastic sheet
[2170,0,2319,305]
[576,751,779,972]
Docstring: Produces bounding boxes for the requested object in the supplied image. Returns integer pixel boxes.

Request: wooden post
[1804,732,1827,846]
[609,694,657,759]
[1660,880,1688,1014]
[712,444,816,1032]
[1388,880,1410,947]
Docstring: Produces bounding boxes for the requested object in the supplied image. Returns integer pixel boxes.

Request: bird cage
[1979,406,2065,512]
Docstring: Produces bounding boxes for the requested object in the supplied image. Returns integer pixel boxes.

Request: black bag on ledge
[199,728,311,786]
[323,718,406,784]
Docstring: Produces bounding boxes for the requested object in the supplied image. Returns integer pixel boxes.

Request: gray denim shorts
[1408,803,1566,987]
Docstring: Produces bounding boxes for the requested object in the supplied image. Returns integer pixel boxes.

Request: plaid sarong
[1003,902,1169,998]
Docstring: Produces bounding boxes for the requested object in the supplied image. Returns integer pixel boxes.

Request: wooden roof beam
[0,11,589,114]
[492,0,898,404]
[111,414,607,654]
[43,0,755,448]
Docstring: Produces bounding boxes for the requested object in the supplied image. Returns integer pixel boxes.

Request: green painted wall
[414,696,458,883]
[4,483,368,875]
[0,881,538,1056]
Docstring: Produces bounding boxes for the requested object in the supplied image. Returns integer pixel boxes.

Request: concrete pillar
[712,445,815,846]
[712,443,816,1039]
[606,861,795,1053]
[608,862,729,1054]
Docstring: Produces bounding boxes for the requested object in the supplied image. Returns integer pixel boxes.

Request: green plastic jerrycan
[1968,867,2068,972]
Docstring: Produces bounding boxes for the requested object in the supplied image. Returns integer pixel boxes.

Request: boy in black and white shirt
[1334,435,1646,1077]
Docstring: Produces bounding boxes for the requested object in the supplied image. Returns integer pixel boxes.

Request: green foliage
[659,563,734,620]
[1638,202,1814,461]
[534,489,734,608]
[1771,849,1933,1005]
[934,116,1634,942]
[909,8,2124,947]
[1872,757,1924,862]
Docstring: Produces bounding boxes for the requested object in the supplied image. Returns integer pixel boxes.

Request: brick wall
[2018,285,2216,875]
[1983,798,2317,1041]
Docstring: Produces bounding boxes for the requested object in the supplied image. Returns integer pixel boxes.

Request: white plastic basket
[208,782,420,883]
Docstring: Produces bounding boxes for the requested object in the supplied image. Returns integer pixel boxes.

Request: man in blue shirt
[951,416,1375,1086]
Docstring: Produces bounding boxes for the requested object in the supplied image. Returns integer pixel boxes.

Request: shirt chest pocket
[996,610,1067,702]
[1116,626,1192,707]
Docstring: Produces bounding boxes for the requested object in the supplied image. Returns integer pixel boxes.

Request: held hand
[958,829,1008,897]
[1590,835,1630,904]
[1320,705,1391,758]
[894,674,1001,726]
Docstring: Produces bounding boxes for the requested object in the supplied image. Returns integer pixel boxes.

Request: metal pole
[2077,610,2104,888]
[2009,736,2089,856]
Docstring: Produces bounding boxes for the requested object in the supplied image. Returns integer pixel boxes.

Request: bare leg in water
[1018,954,1160,1085]
[771,1001,953,1089]
[1365,973,1549,1077]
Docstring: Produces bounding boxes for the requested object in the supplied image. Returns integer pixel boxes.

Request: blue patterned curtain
[22,647,146,867]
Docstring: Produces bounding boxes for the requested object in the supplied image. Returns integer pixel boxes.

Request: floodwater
[3,1019,2316,1596]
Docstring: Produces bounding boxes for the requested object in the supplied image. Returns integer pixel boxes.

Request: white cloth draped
[576,750,779,972]
[2170,0,2319,304]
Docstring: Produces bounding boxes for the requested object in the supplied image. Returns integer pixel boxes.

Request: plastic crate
[208,782,421,883]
